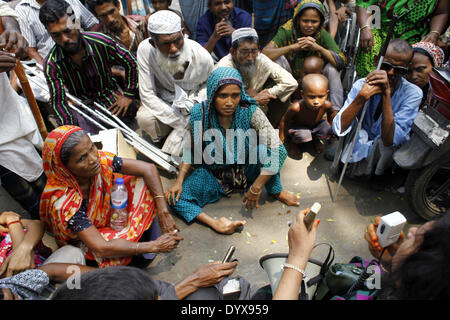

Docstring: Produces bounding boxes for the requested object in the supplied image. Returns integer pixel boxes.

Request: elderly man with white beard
[136,10,214,157]
[215,28,298,127]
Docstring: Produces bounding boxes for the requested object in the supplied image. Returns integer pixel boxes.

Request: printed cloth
[39,126,156,267]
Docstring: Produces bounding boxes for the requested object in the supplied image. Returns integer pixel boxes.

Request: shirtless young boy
[279,74,337,159]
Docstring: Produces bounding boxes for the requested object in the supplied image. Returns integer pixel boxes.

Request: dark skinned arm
[174,261,238,299]
[120,158,178,233]
[279,102,299,143]
[422,0,449,44]
[76,224,183,259]
[27,47,44,66]
[39,263,95,283]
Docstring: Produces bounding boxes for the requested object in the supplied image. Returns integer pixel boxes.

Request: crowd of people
[0,0,449,301]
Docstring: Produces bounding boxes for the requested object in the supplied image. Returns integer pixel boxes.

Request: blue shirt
[196,7,252,59]
[332,78,422,163]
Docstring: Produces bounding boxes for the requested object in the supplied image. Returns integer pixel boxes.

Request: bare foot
[273,190,300,207]
[213,217,246,235]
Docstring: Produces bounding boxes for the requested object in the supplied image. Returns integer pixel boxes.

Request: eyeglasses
[380,61,408,76]
[238,48,259,57]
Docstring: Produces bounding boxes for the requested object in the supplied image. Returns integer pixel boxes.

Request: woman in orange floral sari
[39,126,182,268]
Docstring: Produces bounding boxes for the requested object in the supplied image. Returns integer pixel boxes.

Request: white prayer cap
[147,10,182,35]
[231,28,259,44]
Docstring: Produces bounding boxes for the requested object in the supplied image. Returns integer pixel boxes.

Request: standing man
[16,0,98,65]
[332,39,422,182]
[40,0,139,132]
[136,10,214,156]
[0,0,46,220]
[216,28,298,127]
[196,0,251,60]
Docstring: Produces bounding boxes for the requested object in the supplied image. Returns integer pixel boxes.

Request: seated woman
[39,126,183,268]
[262,0,346,109]
[407,41,445,107]
[165,67,299,235]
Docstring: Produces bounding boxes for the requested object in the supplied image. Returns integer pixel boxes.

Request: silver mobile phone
[222,246,236,263]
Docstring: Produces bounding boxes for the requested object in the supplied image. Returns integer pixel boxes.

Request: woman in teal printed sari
[165,68,299,234]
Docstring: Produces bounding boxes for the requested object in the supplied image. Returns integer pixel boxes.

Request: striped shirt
[44,32,138,126]
[16,0,98,60]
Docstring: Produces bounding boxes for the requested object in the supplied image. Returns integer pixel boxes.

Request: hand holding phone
[304,202,321,231]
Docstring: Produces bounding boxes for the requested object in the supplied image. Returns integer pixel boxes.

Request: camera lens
[380,224,385,234]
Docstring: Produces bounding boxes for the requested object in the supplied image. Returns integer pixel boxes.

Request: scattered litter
[278,212,283,216]
[229,216,233,220]
[246,241,251,245]
[286,235,288,241]
[377,196,382,200]
[282,205,286,208]
[246,232,252,238]
[286,210,291,214]
[327,218,336,222]
[208,259,214,263]
[294,182,299,186]
[214,250,217,254]
[271,239,277,244]
[263,249,269,253]
[322,237,328,241]
[314,168,317,171]
[189,241,193,245]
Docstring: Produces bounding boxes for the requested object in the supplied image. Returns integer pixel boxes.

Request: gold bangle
[135,242,140,255]
[249,185,261,196]
[153,195,165,199]
[360,24,370,31]
[430,30,440,36]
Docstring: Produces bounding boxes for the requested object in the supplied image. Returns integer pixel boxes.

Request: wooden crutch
[0,17,48,140]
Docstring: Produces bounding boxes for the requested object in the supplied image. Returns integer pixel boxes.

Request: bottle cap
[115,178,124,185]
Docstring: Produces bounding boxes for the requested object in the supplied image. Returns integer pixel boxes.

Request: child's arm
[279,102,300,143]
[325,101,338,123]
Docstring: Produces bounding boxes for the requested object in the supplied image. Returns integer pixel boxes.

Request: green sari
[355,0,439,77]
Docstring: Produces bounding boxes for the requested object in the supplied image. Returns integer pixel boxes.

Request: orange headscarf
[40,126,156,267]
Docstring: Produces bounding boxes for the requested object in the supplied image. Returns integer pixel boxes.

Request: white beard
[155,44,191,77]
[237,62,256,87]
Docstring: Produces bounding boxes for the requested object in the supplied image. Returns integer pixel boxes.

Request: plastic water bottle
[110,178,128,231]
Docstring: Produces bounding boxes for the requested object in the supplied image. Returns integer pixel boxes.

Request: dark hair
[295,6,325,31]
[387,212,450,300]
[388,38,413,57]
[208,0,233,7]
[60,130,87,166]
[86,0,119,12]
[231,36,258,50]
[39,0,72,27]
[51,266,160,300]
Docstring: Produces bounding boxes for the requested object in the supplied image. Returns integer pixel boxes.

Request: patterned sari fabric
[171,68,286,222]
[271,0,347,79]
[355,0,439,77]
[39,126,156,267]
[0,231,51,269]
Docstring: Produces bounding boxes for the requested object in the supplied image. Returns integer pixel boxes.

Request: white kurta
[215,53,298,103]
[0,1,43,182]
[136,38,214,155]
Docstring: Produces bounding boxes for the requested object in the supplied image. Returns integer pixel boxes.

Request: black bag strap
[307,243,335,287]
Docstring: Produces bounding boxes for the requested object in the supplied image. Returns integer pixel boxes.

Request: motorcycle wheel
[405,155,450,220]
